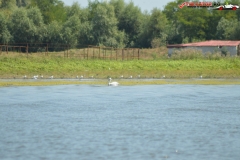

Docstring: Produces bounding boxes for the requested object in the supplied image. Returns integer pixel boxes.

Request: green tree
[109,0,125,20]
[138,8,168,47]
[177,7,209,42]
[9,7,44,43]
[66,2,81,18]
[163,0,186,44]
[90,2,125,47]
[0,0,16,9]
[16,0,30,7]
[30,0,67,23]
[118,1,143,47]
[216,17,239,40]
[148,8,168,45]
[61,15,81,46]
[43,21,62,44]
[0,12,11,43]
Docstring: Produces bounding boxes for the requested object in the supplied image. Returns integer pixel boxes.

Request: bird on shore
[108,78,119,86]
[23,75,27,79]
[120,75,124,78]
[200,75,202,79]
[76,76,79,79]
[129,75,132,79]
[162,75,165,78]
[40,75,43,79]
[137,75,140,78]
[32,75,38,79]
[80,75,83,79]
[49,75,53,79]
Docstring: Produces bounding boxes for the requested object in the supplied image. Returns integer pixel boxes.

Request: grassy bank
[0,53,240,80]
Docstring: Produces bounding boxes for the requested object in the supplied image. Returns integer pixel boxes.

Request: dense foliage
[0,0,240,48]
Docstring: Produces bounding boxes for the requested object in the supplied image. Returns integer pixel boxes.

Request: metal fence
[0,43,167,60]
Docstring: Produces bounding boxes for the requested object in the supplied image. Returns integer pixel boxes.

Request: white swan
[108,78,119,86]
[32,75,38,79]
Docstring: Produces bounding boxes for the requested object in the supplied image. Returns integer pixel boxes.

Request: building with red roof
[167,40,240,56]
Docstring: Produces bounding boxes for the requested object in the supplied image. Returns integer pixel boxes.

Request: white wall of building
[168,46,238,56]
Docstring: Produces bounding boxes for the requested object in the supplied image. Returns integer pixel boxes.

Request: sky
[61,0,171,11]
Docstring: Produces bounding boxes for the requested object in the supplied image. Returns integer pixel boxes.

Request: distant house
[167,40,240,56]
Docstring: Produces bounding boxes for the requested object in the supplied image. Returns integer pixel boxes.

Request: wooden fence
[0,43,167,60]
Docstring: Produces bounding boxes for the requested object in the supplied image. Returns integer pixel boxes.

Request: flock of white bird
[23,75,53,79]
[22,74,203,86]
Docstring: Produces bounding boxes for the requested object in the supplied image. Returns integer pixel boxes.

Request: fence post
[122,49,124,61]
[105,48,107,60]
[45,43,48,56]
[111,47,113,60]
[138,48,140,60]
[26,43,28,57]
[99,46,100,59]
[7,44,8,54]
[133,49,134,60]
[67,45,68,58]
[87,46,89,60]
[47,43,48,56]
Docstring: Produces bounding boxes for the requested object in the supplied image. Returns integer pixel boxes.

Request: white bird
[129,75,132,79]
[80,75,83,79]
[40,75,43,78]
[120,75,124,78]
[76,76,79,79]
[49,75,53,79]
[200,75,202,79]
[137,75,140,78]
[162,75,165,78]
[32,75,38,79]
[108,78,119,86]
[23,75,27,79]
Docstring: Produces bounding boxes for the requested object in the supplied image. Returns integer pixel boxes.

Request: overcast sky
[61,0,172,11]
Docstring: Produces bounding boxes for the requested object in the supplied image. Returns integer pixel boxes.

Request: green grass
[0,52,240,80]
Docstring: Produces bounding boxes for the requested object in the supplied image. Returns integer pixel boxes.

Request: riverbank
[1,56,240,77]
[1,54,240,85]
[1,78,240,87]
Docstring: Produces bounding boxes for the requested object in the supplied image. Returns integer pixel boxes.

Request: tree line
[0,0,240,49]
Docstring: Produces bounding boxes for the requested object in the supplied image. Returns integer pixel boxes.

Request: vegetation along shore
[1,51,240,87]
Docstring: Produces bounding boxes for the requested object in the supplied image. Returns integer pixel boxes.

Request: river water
[0,84,240,160]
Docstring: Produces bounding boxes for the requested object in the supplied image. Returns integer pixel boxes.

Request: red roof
[167,40,240,48]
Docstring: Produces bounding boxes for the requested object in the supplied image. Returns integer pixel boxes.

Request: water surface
[0,85,240,160]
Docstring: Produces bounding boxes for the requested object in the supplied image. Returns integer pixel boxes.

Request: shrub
[171,48,204,60]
